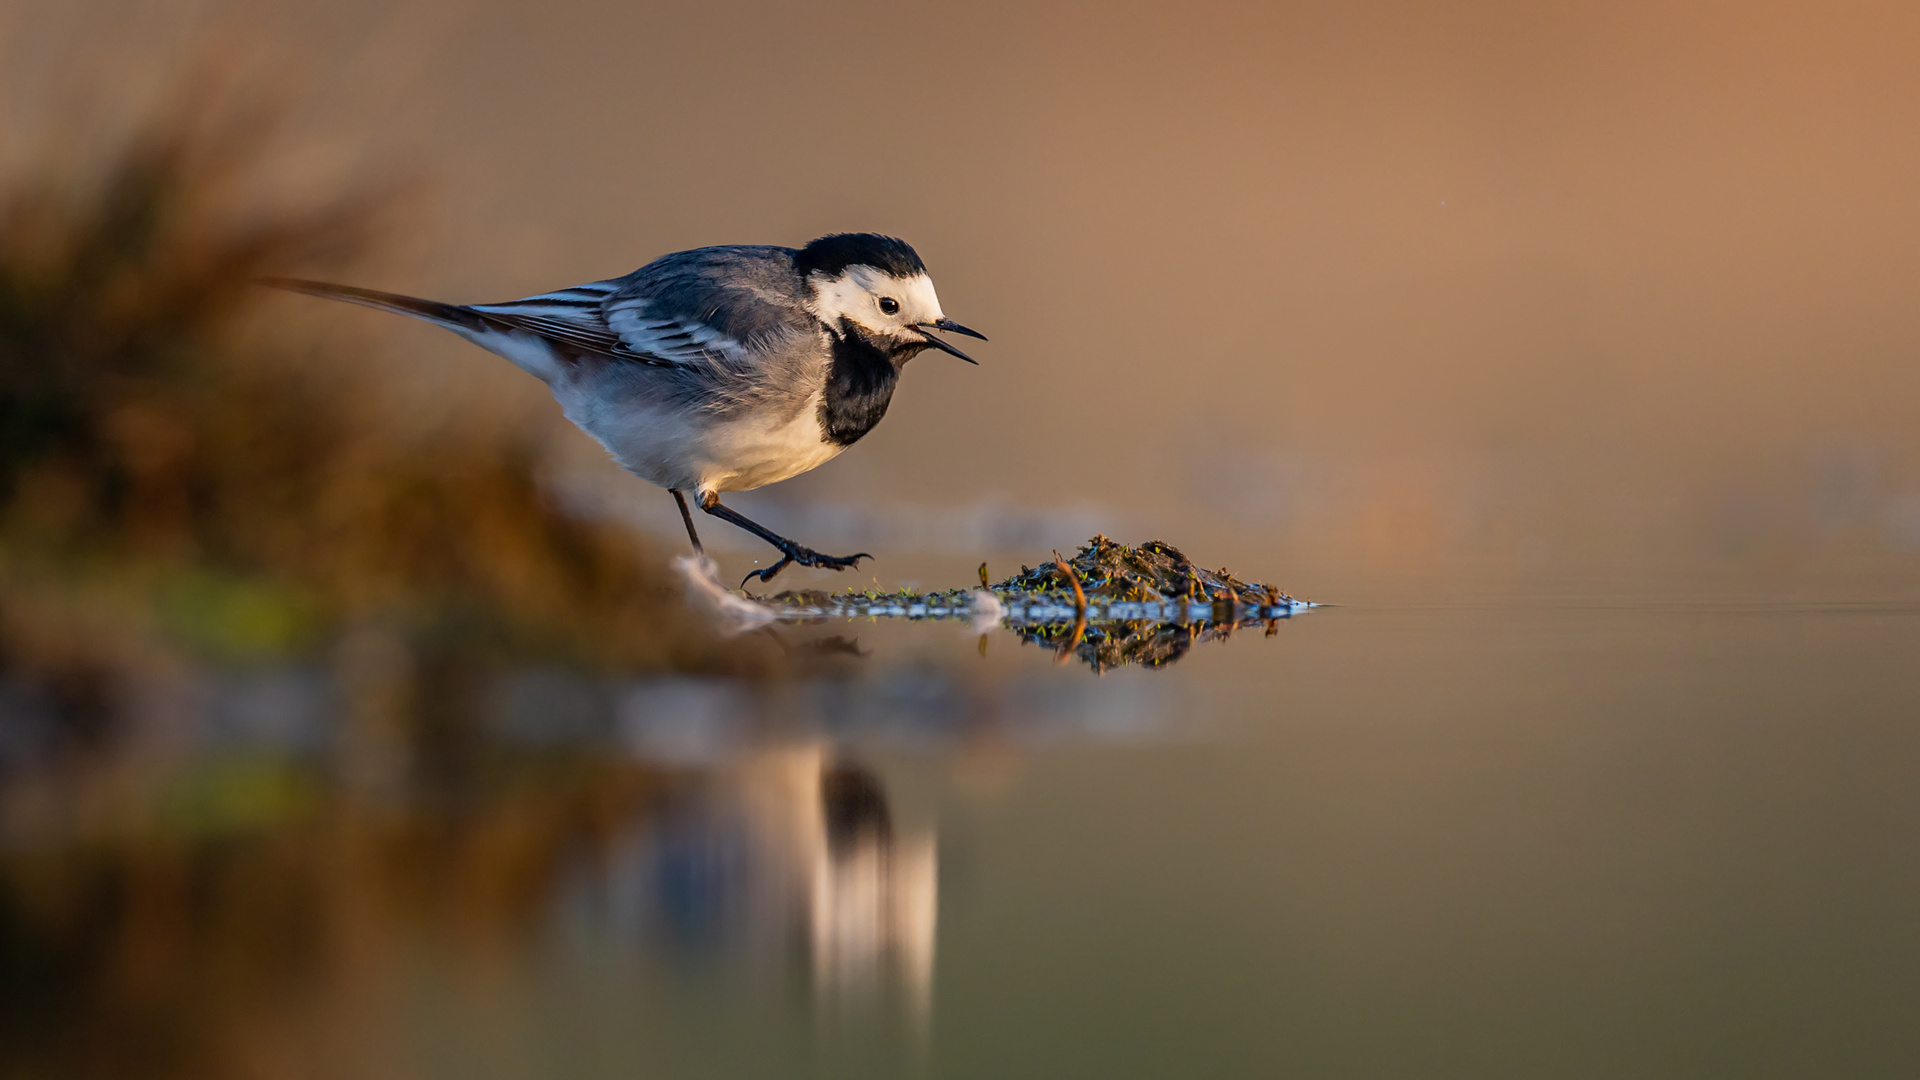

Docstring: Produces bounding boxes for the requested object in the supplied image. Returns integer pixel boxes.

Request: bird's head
[797,233,986,364]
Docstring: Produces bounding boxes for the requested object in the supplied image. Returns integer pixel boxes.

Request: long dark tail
[259,277,489,333]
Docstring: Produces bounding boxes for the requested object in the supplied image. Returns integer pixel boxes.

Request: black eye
[878,297,900,315]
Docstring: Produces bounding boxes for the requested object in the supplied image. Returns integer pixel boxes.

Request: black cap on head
[795,233,927,279]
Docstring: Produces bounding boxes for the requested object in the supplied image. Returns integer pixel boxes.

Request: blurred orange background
[7,8,1920,1076]
[8,0,1919,592]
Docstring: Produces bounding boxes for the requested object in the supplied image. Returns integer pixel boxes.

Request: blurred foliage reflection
[0,752,664,1080]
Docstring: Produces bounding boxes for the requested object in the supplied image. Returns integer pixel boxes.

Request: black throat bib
[818,320,920,447]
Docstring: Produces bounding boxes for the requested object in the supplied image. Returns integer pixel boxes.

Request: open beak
[916,318,987,364]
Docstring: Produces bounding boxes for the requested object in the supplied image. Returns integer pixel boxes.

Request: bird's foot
[792,546,873,573]
[738,545,873,588]
[739,556,793,589]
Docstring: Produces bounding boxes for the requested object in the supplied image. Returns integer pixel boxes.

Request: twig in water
[1051,552,1088,665]
[1053,551,1088,616]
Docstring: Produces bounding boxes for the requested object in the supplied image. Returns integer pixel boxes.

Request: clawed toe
[786,545,870,572]
[806,551,872,572]
[740,554,795,589]
[736,548,872,589]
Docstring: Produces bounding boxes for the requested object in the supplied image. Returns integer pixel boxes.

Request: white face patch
[807,266,945,338]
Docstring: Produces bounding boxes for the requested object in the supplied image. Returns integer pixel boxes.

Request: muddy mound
[756,536,1311,672]
[990,535,1293,606]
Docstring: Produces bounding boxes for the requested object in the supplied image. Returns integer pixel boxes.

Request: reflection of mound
[1011,613,1284,673]
[1015,618,1198,671]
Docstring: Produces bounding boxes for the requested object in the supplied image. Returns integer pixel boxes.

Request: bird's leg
[697,492,872,587]
[671,490,704,554]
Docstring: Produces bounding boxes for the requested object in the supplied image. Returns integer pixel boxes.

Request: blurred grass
[0,70,776,793]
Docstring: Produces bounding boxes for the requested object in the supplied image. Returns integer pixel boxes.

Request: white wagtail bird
[269,233,985,586]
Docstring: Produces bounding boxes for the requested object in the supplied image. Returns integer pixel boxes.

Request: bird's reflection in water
[571,742,936,1016]
[813,761,937,1011]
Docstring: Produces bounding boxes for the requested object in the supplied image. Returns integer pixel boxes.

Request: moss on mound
[988,535,1292,606]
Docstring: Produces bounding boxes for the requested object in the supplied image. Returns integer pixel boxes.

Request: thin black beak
[929,317,987,341]
[916,318,986,364]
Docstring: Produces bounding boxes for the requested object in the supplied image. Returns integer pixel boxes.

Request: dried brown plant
[0,73,734,742]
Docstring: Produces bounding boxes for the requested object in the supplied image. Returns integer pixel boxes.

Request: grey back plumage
[469,244,824,417]
[612,246,812,348]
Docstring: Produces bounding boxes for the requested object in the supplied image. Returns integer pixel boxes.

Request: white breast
[553,381,841,496]
[697,391,845,493]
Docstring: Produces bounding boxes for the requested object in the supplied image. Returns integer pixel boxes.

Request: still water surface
[7,574,1920,1078]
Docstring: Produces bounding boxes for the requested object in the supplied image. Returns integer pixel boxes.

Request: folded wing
[604,246,818,370]
[472,247,817,381]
